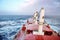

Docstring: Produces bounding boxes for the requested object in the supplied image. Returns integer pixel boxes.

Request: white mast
[38,8,45,35]
[33,11,38,24]
[33,8,45,35]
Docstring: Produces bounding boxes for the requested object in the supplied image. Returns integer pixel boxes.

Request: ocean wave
[50,25,60,33]
[0,21,16,26]
[0,20,27,27]
[0,15,60,40]
[0,25,22,40]
[45,19,60,33]
[0,15,31,40]
[0,20,26,40]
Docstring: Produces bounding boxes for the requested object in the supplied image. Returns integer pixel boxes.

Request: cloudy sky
[0,0,60,15]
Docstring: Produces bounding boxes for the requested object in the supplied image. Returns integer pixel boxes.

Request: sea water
[0,15,60,40]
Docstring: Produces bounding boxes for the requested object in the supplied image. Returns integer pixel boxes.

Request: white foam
[45,19,60,33]
[50,25,60,33]
[0,21,16,26]
[0,19,27,40]
[0,20,27,26]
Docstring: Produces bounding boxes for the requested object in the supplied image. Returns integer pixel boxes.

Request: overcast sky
[0,0,60,15]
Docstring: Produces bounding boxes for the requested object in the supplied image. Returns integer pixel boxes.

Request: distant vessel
[14,8,60,40]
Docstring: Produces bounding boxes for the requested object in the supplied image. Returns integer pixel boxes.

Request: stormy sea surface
[0,15,60,40]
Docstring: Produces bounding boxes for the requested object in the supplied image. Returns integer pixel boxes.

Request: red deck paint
[43,36,60,40]
[22,24,26,31]
[14,23,60,40]
[25,34,60,40]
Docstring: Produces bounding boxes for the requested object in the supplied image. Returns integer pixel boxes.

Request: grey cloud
[37,0,60,15]
[0,0,60,15]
